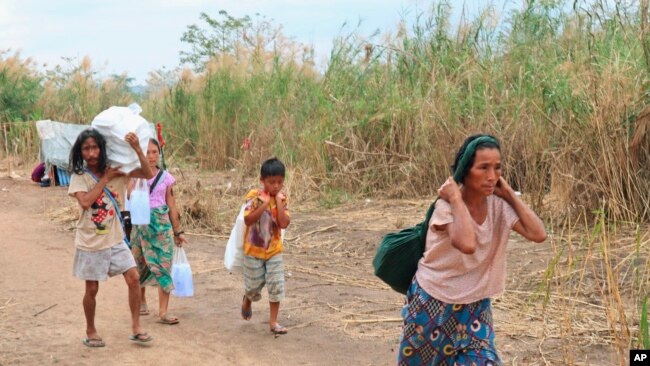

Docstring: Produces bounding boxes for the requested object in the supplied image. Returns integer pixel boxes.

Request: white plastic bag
[130,178,150,225]
[224,205,246,271]
[171,247,194,297]
[223,205,287,272]
[90,103,154,174]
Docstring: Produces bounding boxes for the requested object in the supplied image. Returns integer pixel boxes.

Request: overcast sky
[0,0,513,84]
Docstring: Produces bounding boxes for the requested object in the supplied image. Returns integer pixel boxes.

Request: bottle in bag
[130,178,150,225]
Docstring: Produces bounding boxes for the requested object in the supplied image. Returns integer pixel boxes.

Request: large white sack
[91,103,154,173]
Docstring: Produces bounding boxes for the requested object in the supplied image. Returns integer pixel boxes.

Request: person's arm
[436,176,478,254]
[244,192,270,226]
[73,168,124,210]
[126,178,135,199]
[124,132,154,179]
[494,177,547,243]
[275,192,290,228]
[166,184,188,247]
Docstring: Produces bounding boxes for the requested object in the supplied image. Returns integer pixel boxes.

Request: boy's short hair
[260,158,285,178]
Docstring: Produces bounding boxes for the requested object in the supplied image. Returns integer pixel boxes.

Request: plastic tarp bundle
[91,103,154,174]
[36,104,155,174]
[35,120,89,171]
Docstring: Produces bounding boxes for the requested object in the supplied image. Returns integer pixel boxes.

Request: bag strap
[84,169,130,248]
[424,198,437,224]
[419,198,438,242]
[149,169,165,194]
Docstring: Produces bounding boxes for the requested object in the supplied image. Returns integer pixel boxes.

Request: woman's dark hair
[149,138,161,153]
[451,134,500,183]
[260,157,285,178]
[148,138,162,169]
[69,128,108,175]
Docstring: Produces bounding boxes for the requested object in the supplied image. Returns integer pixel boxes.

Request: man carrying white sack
[68,127,155,347]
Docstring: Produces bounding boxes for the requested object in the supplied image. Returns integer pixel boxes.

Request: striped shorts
[243,254,285,302]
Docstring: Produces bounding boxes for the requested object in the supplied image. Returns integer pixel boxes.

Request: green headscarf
[453,135,500,183]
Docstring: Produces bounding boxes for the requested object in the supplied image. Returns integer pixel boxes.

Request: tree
[179,10,252,72]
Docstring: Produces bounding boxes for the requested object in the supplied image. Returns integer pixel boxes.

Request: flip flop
[82,337,105,348]
[270,323,288,335]
[139,303,150,316]
[157,315,179,325]
[241,295,252,321]
[129,332,153,343]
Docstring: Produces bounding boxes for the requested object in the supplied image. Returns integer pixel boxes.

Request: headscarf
[453,135,500,183]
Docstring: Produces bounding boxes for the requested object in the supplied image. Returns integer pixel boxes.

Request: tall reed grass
[0,54,135,166]
[0,50,42,163]
[2,3,648,221]
[540,209,650,364]
[1,2,649,363]
[139,1,649,223]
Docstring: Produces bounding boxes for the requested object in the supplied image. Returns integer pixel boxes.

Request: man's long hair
[69,128,108,175]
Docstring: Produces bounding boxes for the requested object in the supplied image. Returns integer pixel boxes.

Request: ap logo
[631,350,649,365]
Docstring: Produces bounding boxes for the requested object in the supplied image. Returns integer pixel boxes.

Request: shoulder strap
[149,169,165,194]
[424,198,438,224]
[419,198,438,242]
[83,169,130,248]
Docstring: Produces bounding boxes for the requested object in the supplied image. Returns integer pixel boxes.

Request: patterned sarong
[131,205,175,293]
[398,279,502,366]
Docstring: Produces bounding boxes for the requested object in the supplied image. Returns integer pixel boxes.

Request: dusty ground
[0,166,627,365]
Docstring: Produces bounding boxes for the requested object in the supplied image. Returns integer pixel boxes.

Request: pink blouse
[415,195,520,304]
[147,170,175,208]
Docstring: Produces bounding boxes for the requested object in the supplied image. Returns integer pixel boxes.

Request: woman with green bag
[398,134,547,365]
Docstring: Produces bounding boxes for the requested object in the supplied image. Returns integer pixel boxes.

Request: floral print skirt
[131,205,174,293]
[398,278,503,366]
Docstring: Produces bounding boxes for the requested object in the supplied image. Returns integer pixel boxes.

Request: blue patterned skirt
[398,279,502,366]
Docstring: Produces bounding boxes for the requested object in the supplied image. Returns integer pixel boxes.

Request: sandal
[139,303,150,316]
[157,315,179,325]
[82,337,105,347]
[241,295,252,321]
[129,332,153,343]
[270,323,288,335]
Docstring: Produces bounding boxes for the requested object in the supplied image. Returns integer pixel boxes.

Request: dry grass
[3,3,650,363]
[31,164,650,364]
[285,202,648,365]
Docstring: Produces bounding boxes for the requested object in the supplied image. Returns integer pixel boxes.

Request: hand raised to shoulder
[493,177,514,199]
[437,176,462,203]
[259,190,271,204]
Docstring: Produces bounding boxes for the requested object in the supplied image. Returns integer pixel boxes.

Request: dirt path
[0,173,619,365]
[0,177,396,365]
